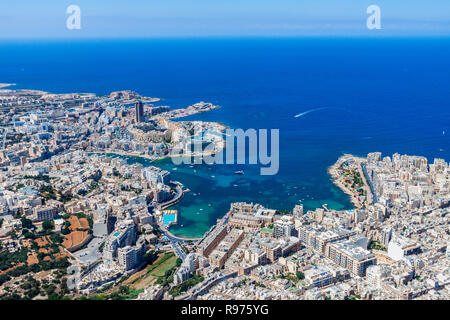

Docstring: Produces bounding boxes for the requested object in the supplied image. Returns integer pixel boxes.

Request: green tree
[6,230,17,239]
[42,220,54,232]
[22,229,34,239]
[21,217,33,229]
[119,285,129,295]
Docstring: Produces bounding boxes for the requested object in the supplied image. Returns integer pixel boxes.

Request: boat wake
[294,107,344,118]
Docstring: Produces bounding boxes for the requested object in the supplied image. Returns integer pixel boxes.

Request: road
[171,241,187,260]
[157,182,184,210]
[72,236,105,264]
[361,162,378,203]
[158,229,188,260]
[356,163,373,205]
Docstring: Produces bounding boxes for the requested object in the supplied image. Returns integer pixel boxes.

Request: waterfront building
[293,204,303,218]
[228,203,276,231]
[142,166,171,186]
[153,186,172,203]
[229,213,262,230]
[197,224,228,258]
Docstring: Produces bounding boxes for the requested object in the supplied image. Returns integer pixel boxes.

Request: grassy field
[123,252,177,290]
[150,255,177,277]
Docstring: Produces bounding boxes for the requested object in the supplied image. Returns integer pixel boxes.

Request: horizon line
[2,34,450,41]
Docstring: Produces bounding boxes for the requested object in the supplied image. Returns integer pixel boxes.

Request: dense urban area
[0,86,448,300]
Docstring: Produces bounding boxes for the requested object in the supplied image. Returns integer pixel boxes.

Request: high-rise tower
[135,101,144,123]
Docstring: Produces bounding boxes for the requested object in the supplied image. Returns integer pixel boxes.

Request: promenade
[157,182,201,242]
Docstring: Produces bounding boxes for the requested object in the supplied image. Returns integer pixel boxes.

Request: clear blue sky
[1,0,449,38]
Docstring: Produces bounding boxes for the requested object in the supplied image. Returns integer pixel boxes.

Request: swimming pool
[162,214,176,226]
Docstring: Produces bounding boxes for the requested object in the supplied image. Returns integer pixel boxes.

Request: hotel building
[135,101,144,123]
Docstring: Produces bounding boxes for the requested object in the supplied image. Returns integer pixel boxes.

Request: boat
[235,170,244,175]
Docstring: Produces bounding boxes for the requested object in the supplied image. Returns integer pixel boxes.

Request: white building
[387,236,420,261]
[142,166,171,186]
[304,266,334,288]
[366,265,391,289]
[118,246,136,270]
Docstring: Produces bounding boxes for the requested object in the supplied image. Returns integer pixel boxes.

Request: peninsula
[0,85,448,301]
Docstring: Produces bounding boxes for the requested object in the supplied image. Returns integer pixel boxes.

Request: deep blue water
[1,38,449,237]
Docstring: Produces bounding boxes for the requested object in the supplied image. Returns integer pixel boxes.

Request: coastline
[88,151,210,240]
[327,153,370,209]
[160,225,201,242]
[89,150,200,240]
[89,150,158,163]
[167,104,221,120]
[90,147,226,163]
[0,83,16,89]
[94,150,361,238]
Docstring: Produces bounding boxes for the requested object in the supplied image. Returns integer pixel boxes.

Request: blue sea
[1,37,449,237]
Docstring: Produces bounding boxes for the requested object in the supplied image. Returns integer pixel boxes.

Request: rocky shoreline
[0,83,15,89]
